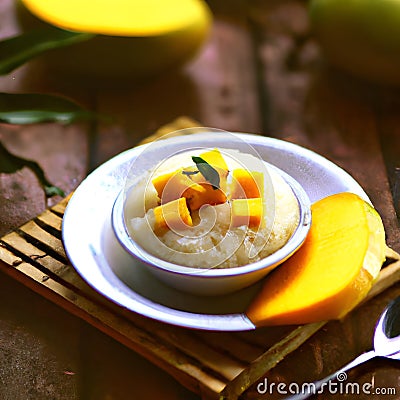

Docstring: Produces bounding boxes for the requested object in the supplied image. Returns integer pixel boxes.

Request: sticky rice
[126,149,300,269]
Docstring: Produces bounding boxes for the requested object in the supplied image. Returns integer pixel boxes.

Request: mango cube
[199,148,229,177]
[153,197,193,234]
[231,198,263,228]
[151,150,231,214]
[185,183,227,211]
[152,171,176,198]
[230,169,264,199]
[189,149,229,191]
[152,170,205,204]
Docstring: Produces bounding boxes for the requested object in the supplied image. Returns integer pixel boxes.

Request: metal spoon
[286,296,400,399]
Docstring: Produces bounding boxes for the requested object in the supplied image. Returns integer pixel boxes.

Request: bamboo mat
[1,119,400,400]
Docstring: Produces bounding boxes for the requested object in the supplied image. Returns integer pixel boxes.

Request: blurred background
[0,0,399,399]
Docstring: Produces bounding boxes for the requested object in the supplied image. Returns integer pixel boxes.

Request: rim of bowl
[112,162,312,279]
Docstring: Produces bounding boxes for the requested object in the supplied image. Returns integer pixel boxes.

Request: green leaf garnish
[191,156,220,190]
[0,27,94,75]
[182,170,200,176]
[0,141,64,198]
[0,92,105,124]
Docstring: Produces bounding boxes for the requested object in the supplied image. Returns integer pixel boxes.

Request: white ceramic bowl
[111,132,311,296]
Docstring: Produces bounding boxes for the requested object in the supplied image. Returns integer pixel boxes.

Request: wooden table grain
[0,0,399,399]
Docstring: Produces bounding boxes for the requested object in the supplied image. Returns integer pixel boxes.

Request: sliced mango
[246,192,386,326]
[231,198,263,228]
[188,149,229,197]
[152,170,205,204]
[199,149,229,177]
[153,197,193,234]
[230,169,264,199]
[186,183,227,211]
[152,171,176,198]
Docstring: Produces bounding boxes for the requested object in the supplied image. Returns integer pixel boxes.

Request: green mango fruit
[309,0,400,85]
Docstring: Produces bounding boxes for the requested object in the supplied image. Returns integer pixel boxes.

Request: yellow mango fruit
[189,149,229,196]
[183,150,229,210]
[231,198,263,228]
[186,183,227,211]
[153,197,192,234]
[18,0,212,83]
[230,169,264,199]
[152,171,176,198]
[152,170,205,204]
[246,192,386,326]
[189,167,228,197]
[199,149,229,178]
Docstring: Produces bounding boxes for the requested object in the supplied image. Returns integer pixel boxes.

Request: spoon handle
[284,350,376,400]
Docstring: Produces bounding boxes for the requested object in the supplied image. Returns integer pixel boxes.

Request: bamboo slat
[1,184,399,400]
[0,122,399,400]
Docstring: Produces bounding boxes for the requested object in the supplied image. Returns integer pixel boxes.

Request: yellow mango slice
[230,169,264,199]
[153,197,192,234]
[183,150,229,209]
[231,198,263,228]
[199,149,229,177]
[189,166,228,196]
[246,192,386,326]
[188,149,229,196]
[152,170,205,204]
[152,171,176,198]
[186,183,227,211]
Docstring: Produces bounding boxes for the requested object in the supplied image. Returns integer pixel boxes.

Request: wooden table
[0,0,399,399]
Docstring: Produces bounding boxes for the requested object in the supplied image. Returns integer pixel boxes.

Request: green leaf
[0,26,94,75]
[0,141,65,198]
[0,92,104,124]
[44,185,65,197]
[191,156,220,190]
[181,170,200,176]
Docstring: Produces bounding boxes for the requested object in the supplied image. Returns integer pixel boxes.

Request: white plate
[62,134,369,331]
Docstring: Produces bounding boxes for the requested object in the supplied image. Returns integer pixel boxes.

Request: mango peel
[246,192,386,326]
